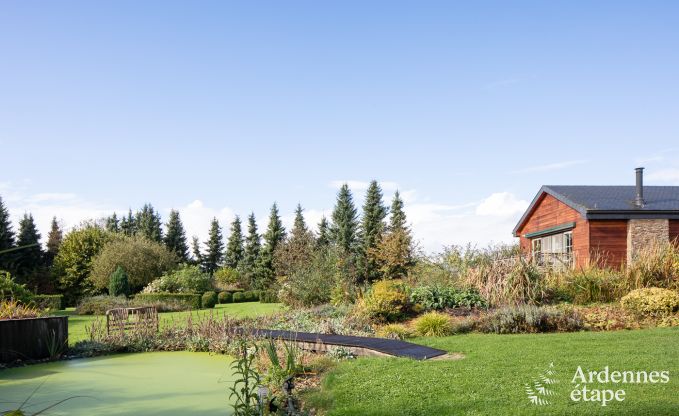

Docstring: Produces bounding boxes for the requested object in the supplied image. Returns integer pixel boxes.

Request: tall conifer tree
[45,217,63,266]
[136,204,163,242]
[191,236,202,265]
[256,203,286,289]
[241,213,261,287]
[120,209,136,236]
[202,217,224,274]
[105,213,120,233]
[330,184,359,254]
[316,216,330,248]
[15,213,43,285]
[0,196,15,249]
[225,216,244,269]
[360,180,388,282]
[164,209,189,262]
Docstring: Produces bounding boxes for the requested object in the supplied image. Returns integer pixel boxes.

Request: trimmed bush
[376,323,413,340]
[108,266,130,297]
[218,291,233,304]
[620,288,679,317]
[414,312,453,337]
[477,305,582,334]
[359,279,409,322]
[201,291,218,308]
[232,292,245,303]
[31,294,63,311]
[134,293,201,311]
[244,291,258,302]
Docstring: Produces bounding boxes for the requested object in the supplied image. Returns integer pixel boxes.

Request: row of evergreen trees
[102,181,413,287]
[0,180,413,293]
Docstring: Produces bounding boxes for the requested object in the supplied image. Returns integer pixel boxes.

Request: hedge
[218,291,233,304]
[202,291,218,308]
[134,293,201,310]
[30,294,63,311]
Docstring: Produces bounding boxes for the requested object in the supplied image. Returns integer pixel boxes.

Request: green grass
[305,328,679,415]
[54,302,284,344]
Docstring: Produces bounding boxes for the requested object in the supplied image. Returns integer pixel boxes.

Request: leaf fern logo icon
[525,362,559,405]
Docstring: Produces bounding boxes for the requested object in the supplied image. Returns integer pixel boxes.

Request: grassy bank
[54,302,284,344]
[306,328,679,415]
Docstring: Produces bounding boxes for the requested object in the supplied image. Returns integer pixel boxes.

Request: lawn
[306,327,679,415]
[54,302,284,344]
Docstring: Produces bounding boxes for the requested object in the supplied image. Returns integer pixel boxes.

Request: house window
[531,231,573,268]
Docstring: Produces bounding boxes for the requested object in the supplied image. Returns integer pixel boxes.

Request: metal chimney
[635,167,645,207]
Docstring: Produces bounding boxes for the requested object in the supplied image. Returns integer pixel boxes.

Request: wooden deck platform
[250,329,447,360]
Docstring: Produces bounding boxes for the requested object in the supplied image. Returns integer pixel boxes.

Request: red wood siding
[670,220,679,245]
[588,220,628,268]
[516,193,589,267]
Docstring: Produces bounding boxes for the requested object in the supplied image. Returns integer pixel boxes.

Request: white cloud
[647,168,679,184]
[176,200,235,249]
[406,192,528,252]
[514,160,587,174]
[475,192,529,217]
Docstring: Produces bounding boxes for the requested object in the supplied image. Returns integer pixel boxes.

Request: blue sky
[1,1,679,252]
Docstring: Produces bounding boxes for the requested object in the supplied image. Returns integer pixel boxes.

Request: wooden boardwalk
[250,329,447,360]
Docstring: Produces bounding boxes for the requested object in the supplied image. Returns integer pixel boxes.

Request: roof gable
[513,185,679,236]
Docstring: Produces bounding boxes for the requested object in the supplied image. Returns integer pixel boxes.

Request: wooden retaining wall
[0,316,68,363]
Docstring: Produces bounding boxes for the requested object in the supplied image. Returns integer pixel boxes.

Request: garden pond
[0,352,234,415]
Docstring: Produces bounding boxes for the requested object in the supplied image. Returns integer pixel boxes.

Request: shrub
[476,305,582,334]
[546,266,623,304]
[213,267,240,291]
[0,271,33,303]
[134,293,202,311]
[410,285,487,310]
[31,294,63,311]
[620,288,679,317]
[0,299,43,320]
[202,291,218,308]
[414,312,453,337]
[218,291,233,304]
[76,295,130,315]
[233,292,245,303]
[376,323,413,340]
[89,235,178,292]
[359,279,409,322]
[142,264,212,294]
[108,266,130,297]
[278,249,340,307]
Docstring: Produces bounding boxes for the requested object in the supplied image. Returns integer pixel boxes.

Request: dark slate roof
[513,185,679,236]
